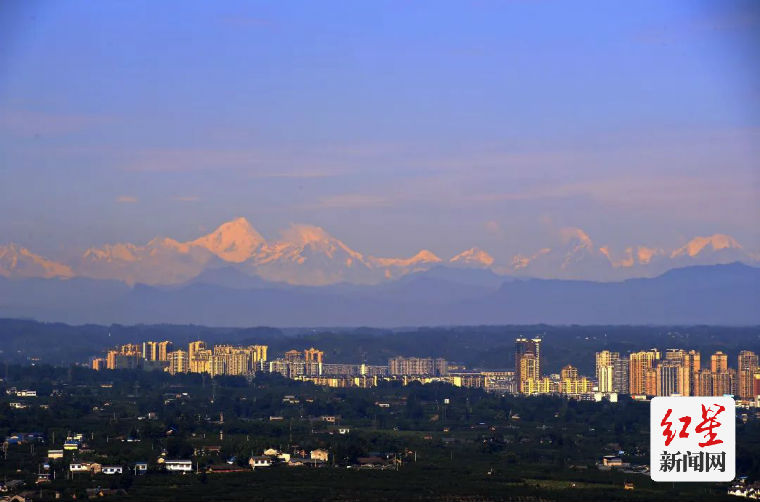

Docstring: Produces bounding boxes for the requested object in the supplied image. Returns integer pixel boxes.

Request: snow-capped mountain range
[1,217,758,285]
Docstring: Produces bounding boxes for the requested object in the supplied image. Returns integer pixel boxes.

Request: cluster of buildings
[514,337,594,396]
[44,447,390,479]
[91,339,518,392]
[596,348,760,399]
[93,342,443,384]
[495,338,760,402]
[93,341,268,376]
[728,478,760,499]
[91,337,760,402]
[388,357,448,377]
[92,341,172,371]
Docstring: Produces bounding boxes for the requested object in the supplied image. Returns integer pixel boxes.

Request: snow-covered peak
[83,242,141,262]
[189,217,265,263]
[276,224,364,261]
[449,247,494,267]
[671,234,742,258]
[410,249,442,263]
[369,249,442,268]
[281,224,334,246]
[0,243,73,279]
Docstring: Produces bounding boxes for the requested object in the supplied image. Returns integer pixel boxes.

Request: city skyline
[94,335,760,402]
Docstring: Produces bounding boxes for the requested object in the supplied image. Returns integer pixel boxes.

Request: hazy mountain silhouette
[0,262,756,326]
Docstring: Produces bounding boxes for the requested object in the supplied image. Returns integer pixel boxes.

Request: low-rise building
[102,466,123,475]
[288,457,326,467]
[164,460,193,473]
[249,456,273,469]
[601,455,624,467]
[4,433,44,445]
[69,462,101,474]
[728,481,760,498]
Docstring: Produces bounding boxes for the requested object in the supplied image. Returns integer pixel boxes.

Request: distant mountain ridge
[1,217,758,285]
[0,262,757,326]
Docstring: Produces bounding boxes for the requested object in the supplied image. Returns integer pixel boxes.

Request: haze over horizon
[1,1,759,274]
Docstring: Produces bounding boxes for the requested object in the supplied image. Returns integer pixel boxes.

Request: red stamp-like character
[695,403,725,447]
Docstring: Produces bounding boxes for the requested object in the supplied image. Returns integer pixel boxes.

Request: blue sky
[1,0,758,261]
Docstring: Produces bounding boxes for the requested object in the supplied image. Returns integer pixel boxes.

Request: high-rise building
[106,343,142,370]
[560,365,578,380]
[515,337,541,385]
[644,367,658,396]
[714,369,737,396]
[251,345,267,364]
[168,350,189,375]
[141,340,174,361]
[227,352,249,376]
[188,340,206,361]
[629,349,660,395]
[190,349,212,373]
[596,351,620,393]
[596,351,617,379]
[598,364,614,393]
[710,351,728,373]
[612,358,629,394]
[143,341,158,361]
[518,353,539,394]
[696,368,737,397]
[559,375,592,395]
[205,354,226,377]
[696,370,714,396]
[686,350,701,395]
[522,376,557,395]
[660,349,694,396]
[157,341,173,361]
[304,348,324,364]
[209,345,269,376]
[186,341,213,373]
[388,356,448,376]
[656,360,686,396]
[738,350,759,399]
